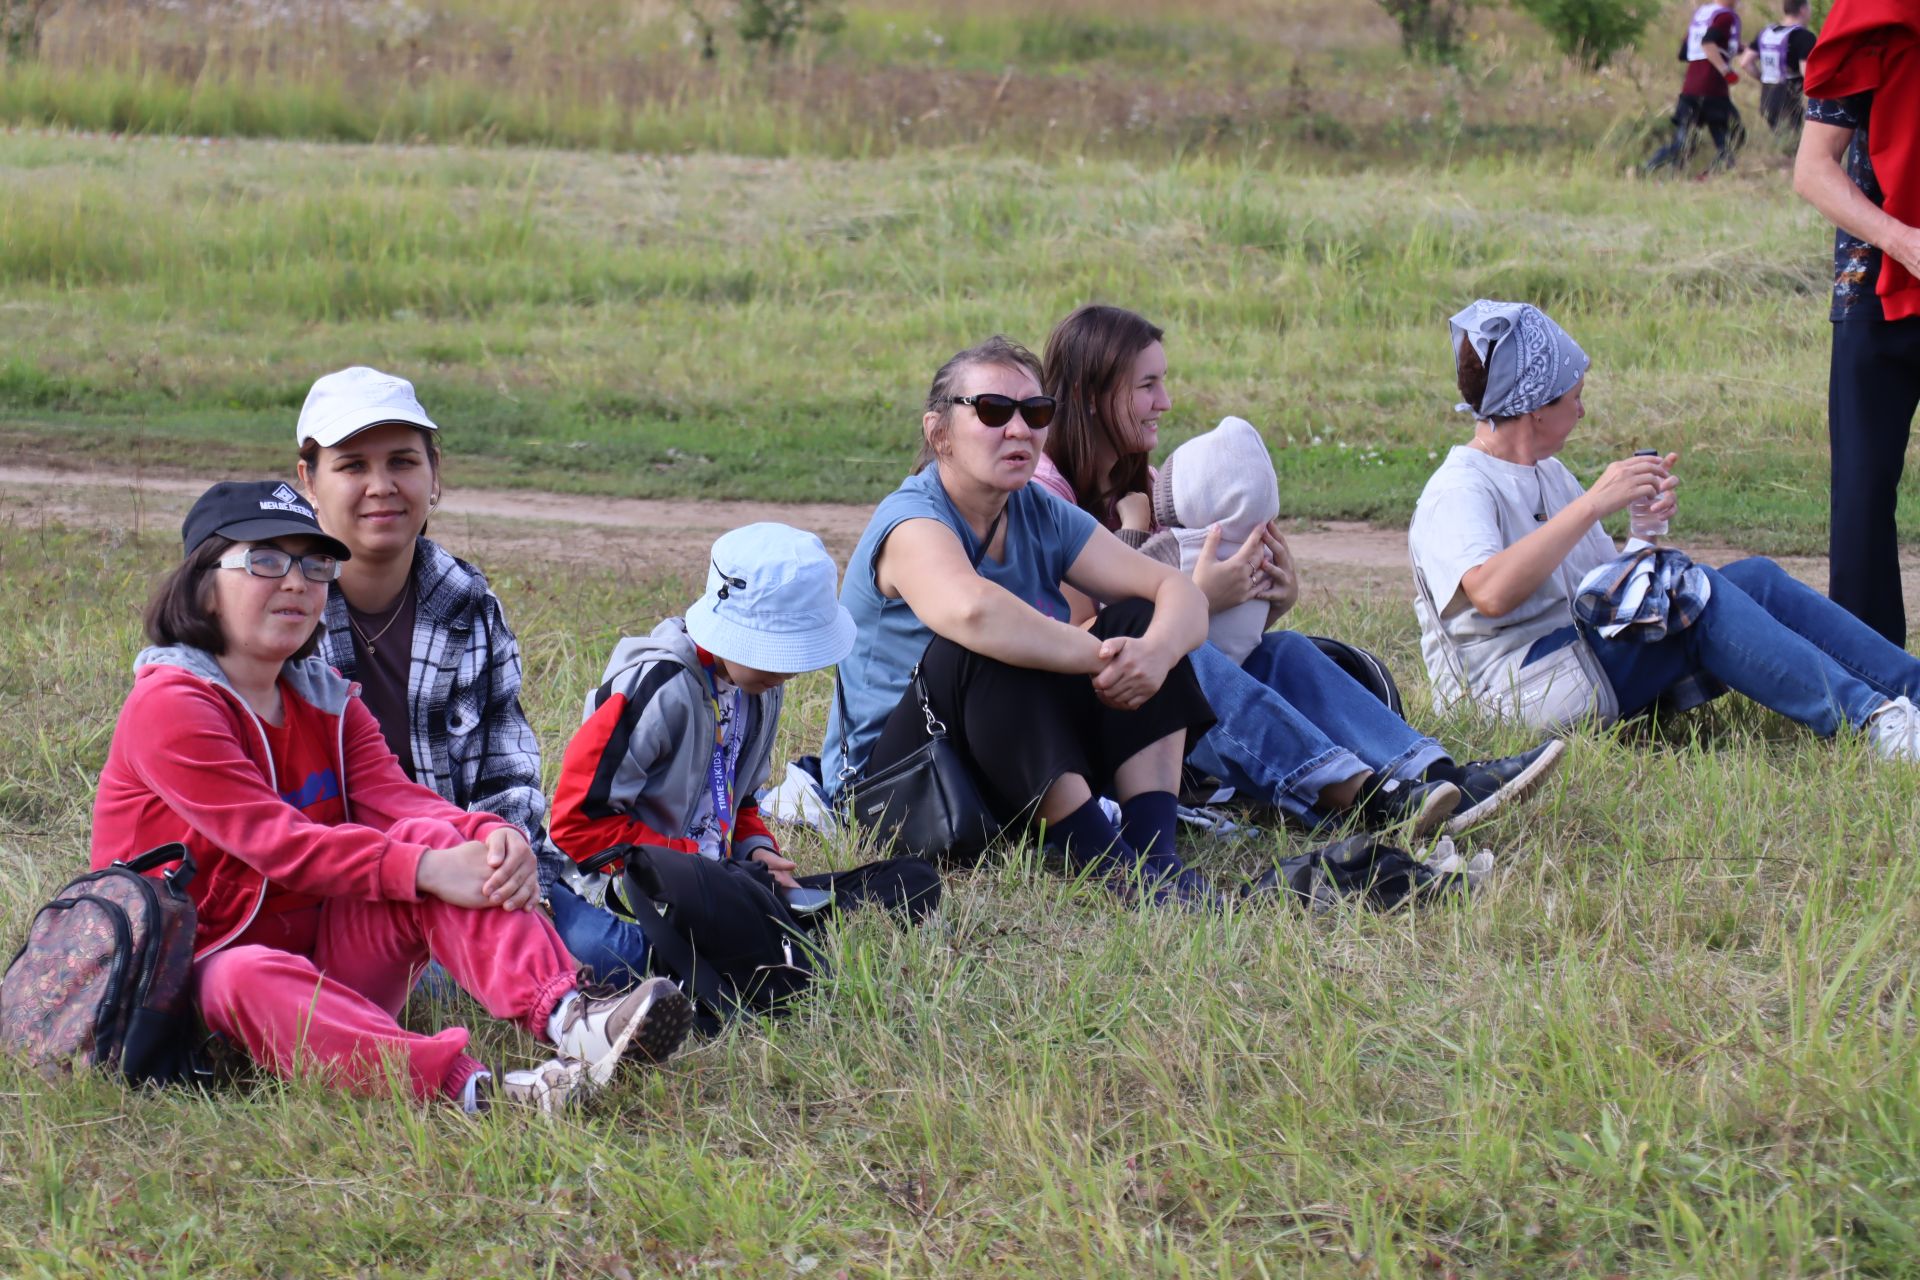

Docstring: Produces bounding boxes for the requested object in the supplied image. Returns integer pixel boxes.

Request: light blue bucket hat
[685,523,857,674]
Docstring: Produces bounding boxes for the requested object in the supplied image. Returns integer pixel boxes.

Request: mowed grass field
[7,0,1920,1275]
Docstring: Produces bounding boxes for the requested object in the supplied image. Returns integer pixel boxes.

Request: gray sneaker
[553,976,694,1085]
[1869,697,1920,762]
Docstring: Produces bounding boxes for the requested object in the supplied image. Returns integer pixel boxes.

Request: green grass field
[6,0,1920,1275]
[4,521,1919,1277]
[0,127,1881,553]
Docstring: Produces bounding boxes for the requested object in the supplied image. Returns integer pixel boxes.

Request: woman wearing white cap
[294,367,550,866]
[544,523,939,991]
[824,336,1220,908]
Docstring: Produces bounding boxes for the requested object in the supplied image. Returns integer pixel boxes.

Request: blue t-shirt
[823,468,1099,793]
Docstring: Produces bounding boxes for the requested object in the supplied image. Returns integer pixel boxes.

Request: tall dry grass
[1,0,1679,159]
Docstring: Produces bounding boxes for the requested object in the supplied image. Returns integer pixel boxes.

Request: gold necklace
[347,578,413,655]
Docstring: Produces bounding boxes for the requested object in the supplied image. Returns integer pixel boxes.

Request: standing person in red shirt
[1740,0,1817,135]
[1794,0,1920,644]
[1645,1,1746,175]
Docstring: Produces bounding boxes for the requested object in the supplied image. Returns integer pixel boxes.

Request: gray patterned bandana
[1449,300,1589,423]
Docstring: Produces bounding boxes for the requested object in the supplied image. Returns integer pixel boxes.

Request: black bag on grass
[1,843,200,1084]
[1249,834,1463,913]
[798,857,942,923]
[580,843,822,1035]
[1305,636,1405,719]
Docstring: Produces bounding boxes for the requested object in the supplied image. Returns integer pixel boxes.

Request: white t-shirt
[1408,446,1618,715]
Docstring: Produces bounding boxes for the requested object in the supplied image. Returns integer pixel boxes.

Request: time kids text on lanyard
[700,654,745,856]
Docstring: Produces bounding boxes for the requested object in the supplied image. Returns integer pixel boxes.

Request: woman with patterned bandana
[1410,299,1920,759]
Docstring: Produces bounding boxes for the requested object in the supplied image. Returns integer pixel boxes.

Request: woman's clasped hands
[1192,519,1297,616]
[415,825,541,912]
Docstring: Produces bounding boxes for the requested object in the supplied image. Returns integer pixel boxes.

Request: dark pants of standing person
[1646,94,1736,172]
[864,597,1216,828]
[1829,315,1920,646]
[1760,81,1804,133]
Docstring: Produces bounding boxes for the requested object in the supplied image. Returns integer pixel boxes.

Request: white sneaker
[551,976,694,1085]
[1869,696,1920,762]
[498,1057,590,1115]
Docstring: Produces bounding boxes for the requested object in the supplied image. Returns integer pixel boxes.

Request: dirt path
[0,462,1887,604]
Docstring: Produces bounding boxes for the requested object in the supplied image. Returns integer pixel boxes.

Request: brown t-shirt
[345,587,418,778]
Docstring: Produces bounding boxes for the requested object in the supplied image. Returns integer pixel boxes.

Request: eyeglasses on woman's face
[951,393,1056,430]
[218,545,342,583]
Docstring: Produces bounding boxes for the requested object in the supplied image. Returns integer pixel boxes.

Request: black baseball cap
[181,481,352,561]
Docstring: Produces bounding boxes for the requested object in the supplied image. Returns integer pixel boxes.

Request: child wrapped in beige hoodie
[1138,415,1281,662]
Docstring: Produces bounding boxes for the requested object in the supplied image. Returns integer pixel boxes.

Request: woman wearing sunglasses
[292,368,551,883]
[823,336,1218,906]
[89,482,693,1113]
[1037,303,1564,837]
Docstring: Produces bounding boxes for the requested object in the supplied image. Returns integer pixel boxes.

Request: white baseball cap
[296,366,439,449]
[685,524,856,674]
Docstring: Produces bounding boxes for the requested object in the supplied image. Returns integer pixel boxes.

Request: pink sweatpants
[194,896,578,1102]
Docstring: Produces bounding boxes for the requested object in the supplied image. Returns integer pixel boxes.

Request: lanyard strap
[700,657,743,848]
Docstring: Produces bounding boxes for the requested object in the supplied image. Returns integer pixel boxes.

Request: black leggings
[863,598,1216,827]
[1828,314,1920,644]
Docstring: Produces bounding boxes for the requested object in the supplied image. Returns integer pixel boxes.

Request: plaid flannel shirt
[318,537,548,844]
[1573,543,1712,642]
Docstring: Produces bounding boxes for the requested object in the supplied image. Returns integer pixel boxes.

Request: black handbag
[841,507,1004,867]
[844,666,1002,866]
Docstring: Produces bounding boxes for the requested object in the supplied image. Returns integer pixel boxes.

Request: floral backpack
[1,843,200,1084]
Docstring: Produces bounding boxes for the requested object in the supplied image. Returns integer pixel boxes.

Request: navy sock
[1119,791,1182,877]
[1045,798,1134,873]
[1424,758,1467,786]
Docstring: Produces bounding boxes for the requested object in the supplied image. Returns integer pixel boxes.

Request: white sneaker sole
[1407,781,1462,840]
[1443,738,1567,837]
[508,1061,589,1115]
[580,977,694,1086]
[626,979,695,1069]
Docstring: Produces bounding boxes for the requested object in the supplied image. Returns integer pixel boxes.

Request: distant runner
[1740,0,1817,134]
[1645,1,1745,175]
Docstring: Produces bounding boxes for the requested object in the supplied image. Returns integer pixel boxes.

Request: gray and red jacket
[546,618,782,876]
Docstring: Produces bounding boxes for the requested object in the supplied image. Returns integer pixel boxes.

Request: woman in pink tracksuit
[90,481,693,1113]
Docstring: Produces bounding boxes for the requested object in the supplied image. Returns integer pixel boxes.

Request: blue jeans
[547,880,651,988]
[1585,557,1920,734]
[1186,631,1447,824]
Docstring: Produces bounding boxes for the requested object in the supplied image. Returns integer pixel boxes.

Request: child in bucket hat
[542,524,936,991]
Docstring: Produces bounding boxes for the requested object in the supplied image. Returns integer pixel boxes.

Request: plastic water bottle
[1629,448,1669,539]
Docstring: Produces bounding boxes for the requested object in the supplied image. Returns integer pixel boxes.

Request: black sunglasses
[951,394,1056,430]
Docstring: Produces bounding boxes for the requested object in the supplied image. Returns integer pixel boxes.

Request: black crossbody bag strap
[834,505,1004,789]
[612,876,734,1017]
[576,843,732,1016]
